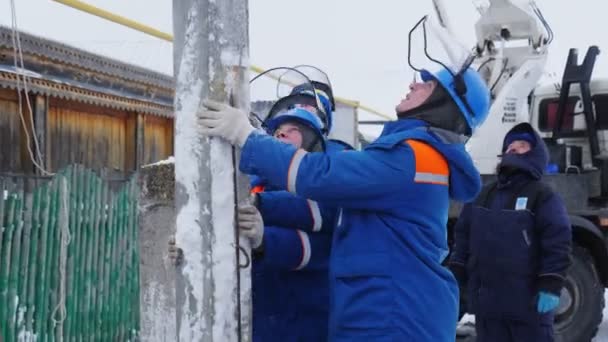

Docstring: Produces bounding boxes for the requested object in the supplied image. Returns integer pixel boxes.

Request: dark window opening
[592,94,608,130]
[538,96,579,132]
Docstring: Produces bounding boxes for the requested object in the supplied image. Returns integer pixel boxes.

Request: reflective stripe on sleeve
[405,139,450,186]
[414,172,449,185]
[307,199,323,232]
[287,149,307,193]
[294,230,311,270]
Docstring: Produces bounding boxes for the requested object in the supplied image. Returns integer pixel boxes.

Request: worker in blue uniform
[244,101,345,342]
[197,64,491,341]
[171,75,349,341]
[449,123,571,342]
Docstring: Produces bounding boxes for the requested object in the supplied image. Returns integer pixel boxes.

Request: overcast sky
[2,0,607,119]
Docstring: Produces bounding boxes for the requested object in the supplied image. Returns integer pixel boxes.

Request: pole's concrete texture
[138,161,177,342]
[172,0,251,341]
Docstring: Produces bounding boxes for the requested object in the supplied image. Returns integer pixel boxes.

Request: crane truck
[428,0,608,340]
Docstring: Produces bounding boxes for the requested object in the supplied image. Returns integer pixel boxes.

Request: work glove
[238,204,264,249]
[168,236,183,266]
[537,291,560,313]
[198,99,255,147]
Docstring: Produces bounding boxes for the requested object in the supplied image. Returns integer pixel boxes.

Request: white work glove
[198,99,255,147]
[238,204,264,249]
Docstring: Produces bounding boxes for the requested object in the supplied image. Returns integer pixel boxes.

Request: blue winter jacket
[257,190,333,234]
[240,119,481,341]
[251,140,347,342]
[450,123,572,323]
[252,227,333,342]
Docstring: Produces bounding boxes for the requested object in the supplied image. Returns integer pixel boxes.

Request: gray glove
[198,99,255,147]
[238,204,264,249]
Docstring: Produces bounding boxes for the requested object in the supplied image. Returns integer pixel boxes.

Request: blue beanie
[505,132,536,147]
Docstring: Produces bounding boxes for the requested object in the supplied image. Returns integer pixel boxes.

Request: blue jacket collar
[380,119,428,136]
[369,119,481,202]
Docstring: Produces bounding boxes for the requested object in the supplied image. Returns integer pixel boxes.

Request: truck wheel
[554,245,604,342]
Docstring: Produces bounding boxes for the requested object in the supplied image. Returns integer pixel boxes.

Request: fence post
[0,168,140,340]
[53,175,69,341]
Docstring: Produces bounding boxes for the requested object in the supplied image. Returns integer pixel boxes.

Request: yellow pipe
[247,67,394,120]
[52,0,393,120]
[52,0,173,42]
[249,65,265,74]
[357,104,395,120]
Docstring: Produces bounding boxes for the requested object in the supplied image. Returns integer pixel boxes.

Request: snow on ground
[141,156,175,168]
[593,290,608,341]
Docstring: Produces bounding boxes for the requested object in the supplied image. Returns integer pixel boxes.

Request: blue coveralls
[240,119,481,341]
[450,123,571,342]
[251,140,348,342]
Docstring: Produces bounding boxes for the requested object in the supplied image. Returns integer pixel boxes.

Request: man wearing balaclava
[395,76,469,135]
[449,122,572,342]
[243,104,346,342]
[197,61,491,340]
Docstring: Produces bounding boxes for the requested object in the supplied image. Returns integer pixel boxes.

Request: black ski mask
[298,123,324,152]
[396,83,469,136]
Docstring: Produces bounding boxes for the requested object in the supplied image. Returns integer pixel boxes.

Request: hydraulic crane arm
[430,0,554,174]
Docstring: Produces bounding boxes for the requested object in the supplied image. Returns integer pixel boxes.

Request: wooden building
[0,26,174,176]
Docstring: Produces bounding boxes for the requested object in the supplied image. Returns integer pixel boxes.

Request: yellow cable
[52,0,173,41]
[52,0,394,121]
[358,104,395,120]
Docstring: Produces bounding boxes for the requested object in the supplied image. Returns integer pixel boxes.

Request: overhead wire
[490,58,509,93]
[531,2,554,45]
[9,0,54,176]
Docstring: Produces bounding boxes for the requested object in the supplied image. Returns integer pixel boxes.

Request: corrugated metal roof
[0,69,172,117]
[0,26,175,117]
[0,26,174,90]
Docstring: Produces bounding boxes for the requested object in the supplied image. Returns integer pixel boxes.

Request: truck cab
[468,46,608,341]
[526,47,608,341]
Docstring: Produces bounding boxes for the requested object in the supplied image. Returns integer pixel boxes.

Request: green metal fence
[0,166,140,341]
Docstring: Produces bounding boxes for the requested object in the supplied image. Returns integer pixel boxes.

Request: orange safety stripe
[250,185,265,194]
[405,139,450,186]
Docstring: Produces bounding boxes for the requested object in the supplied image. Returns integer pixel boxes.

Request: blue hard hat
[266,87,333,135]
[291,81,335,110]
[312,89,333,132]
[421,67,490,135]
[289,84,334,133]
[265,107,325,138]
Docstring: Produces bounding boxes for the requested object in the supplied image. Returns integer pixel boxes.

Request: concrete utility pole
[173,1,251,341]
